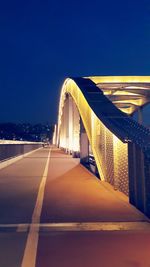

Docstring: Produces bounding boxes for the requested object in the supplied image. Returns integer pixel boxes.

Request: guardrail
[0,140,43,162]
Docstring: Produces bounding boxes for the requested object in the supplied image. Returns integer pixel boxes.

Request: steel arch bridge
[54,76,150,217]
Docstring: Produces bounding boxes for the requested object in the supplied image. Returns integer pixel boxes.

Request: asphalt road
[0,147,150,267]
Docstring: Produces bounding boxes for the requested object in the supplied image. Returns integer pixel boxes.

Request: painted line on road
[39,221,150,231]
[0,221,150,232]
[21,148,51,267]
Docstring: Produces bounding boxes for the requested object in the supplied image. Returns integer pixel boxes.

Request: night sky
[0,0,150,125]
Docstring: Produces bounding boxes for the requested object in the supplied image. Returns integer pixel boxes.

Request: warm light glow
[89,76,150,83]
[119,107,134,114]
[93,76,150,114]
[57,76,150,189]
[125,86,150,89]
[52,124,57,145]
[113,91,139,96]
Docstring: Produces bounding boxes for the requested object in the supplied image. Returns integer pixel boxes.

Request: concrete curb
[0,147,42,171]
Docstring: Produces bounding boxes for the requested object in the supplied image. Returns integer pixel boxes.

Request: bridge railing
[0,140,42,162]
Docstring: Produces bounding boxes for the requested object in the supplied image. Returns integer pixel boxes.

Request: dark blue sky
[0,0,150,124]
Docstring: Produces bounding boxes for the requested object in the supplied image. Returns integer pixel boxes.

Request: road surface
[0,147,150,267]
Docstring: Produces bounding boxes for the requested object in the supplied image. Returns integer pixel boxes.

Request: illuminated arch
[56,76,150,216]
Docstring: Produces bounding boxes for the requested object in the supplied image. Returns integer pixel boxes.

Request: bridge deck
[0,147,150,267]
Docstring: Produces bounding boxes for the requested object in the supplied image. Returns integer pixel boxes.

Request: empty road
[0,147,150,267]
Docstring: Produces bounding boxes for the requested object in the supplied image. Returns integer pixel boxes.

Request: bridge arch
[56,76,150,217]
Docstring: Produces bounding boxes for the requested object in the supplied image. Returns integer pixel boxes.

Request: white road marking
[21,148,51,267]
[17,224,29,232]
[39,221,150,231]
[0,221,150,232]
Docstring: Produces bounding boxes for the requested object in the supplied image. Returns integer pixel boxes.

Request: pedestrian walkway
[41,147,147,223]
[0,147,150,267]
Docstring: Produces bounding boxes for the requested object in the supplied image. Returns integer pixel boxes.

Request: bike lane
[36,147,150,267]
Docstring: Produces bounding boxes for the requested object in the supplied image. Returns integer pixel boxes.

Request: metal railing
[0,142,42,162]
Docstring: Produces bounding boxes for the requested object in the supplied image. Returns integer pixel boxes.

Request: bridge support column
[72,100,80,157]
[58,95,70,151]
[58,94,80,156]
[61,94,73,153]
[80,119,89,164]
[68,95,73,154]
[53,124,58,146]
[64,95,69,152]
